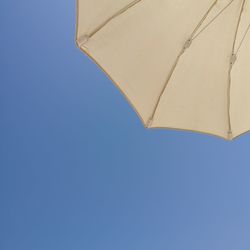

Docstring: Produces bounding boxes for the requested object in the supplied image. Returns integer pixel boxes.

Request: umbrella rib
[88,0,143,38]
[146,0,218,127]
[192,0,236,40]
[227,0,246,140]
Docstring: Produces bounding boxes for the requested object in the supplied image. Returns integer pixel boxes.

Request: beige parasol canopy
[76,0,250,140]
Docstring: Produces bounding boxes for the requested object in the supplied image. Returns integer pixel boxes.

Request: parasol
[76,0,250,140]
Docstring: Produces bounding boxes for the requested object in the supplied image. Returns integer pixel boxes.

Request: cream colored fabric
[76,0,250,140]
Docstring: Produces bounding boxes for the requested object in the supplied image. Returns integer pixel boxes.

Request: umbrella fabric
[76,0,250,140]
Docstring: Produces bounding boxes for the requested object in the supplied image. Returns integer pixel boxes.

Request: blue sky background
[1,1,250,250]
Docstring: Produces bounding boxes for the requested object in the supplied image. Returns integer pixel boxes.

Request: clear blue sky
[1,1,250,250]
